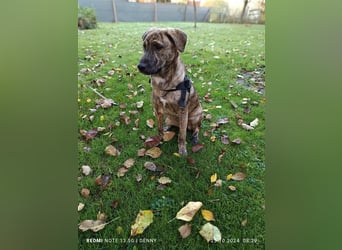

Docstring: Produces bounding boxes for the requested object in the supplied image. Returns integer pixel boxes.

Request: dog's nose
[137,63,146,72]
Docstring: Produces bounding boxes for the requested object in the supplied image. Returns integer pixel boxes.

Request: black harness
[162,76,191,108]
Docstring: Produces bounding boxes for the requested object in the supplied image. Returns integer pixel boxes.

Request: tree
[240,0,249,23]
[193,0,197,28]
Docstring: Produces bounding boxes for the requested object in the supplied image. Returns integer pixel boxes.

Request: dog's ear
[166,28,187,52]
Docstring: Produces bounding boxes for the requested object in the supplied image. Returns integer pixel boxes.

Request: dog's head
[137,28,187,75]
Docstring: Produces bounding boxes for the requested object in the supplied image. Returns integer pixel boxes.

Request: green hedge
[78,7,97,30]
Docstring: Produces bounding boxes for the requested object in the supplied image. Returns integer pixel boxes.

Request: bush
[78,7,97,30]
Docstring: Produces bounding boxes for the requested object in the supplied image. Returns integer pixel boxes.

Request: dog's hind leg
[178,108,188,157]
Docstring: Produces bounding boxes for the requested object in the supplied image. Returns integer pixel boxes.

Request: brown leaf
[79,220,106,232]
[187,157,196,165]
[231,172,247,181]
[218,150,226,163]
[156,183,166,190]
[80,128,98,141]
[162,131,176,142]
[80,188,90,198]
[137,148,146,157]
[123,158,135,169]
[204,114,212,120]
[145,147,162,158]
[119,103,127,109]
[178,223,191,239]
[228,185,236,191]
[241,123,254,131]
[144,161,157,171]
[220,135,230,144]
[192,144,204,153]
[105,145,120,156]
[241,218,248,227]
[111,200,120,210]
[117,167,129,177]
[95,174,111,189]
[146,119,155,128]
[144,136,161,148]
[214,179,223,187]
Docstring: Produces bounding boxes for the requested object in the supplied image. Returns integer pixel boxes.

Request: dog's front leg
[153,99,164,140]
[178,108,188,157]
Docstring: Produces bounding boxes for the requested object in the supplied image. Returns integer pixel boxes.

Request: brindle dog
[138,28,203,157]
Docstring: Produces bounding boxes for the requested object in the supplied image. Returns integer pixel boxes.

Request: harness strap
[163,76,191,107]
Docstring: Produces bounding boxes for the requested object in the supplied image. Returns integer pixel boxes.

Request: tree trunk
[193,0,197,28]
[154,1,158,22]
[240,0,248,23]
[111,0,118,23]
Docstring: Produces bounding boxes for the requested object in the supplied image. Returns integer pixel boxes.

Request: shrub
[78,7,97,30]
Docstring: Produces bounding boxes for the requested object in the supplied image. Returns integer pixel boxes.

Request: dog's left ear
[166,29,187,53]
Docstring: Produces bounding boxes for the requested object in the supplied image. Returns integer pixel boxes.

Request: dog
[137,28,203,157]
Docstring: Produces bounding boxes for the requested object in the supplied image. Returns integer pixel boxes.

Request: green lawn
[78,22,265,249]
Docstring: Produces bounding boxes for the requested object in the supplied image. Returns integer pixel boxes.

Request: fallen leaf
[80,128,98,141]
[136,101,144,109]
[80,188,90,198]
[187,157,196,164]
[199,222,222,242]
[241,123,254,131]
[228,185,236,191]
[145,147,162,158]
[241,218,248,227]
[173,152,180,157]
[137,148,146,157]
[232,138,242,144]
[220,135,230,144]
[178,223,191,239]
[218,150,226,163]
[230,100,238,109]
[78,203,85,212]
[146,119,155,128]
[144,136,161,148]
[97,212,108,221]
[81,165,92,176]
[157,183,166,190]
[231,172,247,181]
[105,145,120,156]
[210,135,216,142]
[163,131,176,141]
[144,162,157,171]
[176,201,203,222]
[111,200,120,210]
[226,174,233,180]
[117,167,129,177]
[250,118,259,127]
[217,117,229,125]
[79,220,106,232]
[158,176,172,184]
[136,174,142,182]
[210,173,217,183]
[201,209,216,221]
[192,144,204,153]
[214,179,223,187]
[130,210,154,236]
[123,158,135,169]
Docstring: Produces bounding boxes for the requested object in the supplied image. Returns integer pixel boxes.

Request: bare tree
[154,0,158,22]
[111,0,118,23]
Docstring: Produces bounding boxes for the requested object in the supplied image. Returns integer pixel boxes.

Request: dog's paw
[179,146,188,157]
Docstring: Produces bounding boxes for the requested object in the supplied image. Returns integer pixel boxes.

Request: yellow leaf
[226,173,233,180]
[173,152,180,157]
[100,115,105,121]
[210,135,216,142]
[199,222,222,242]
[176,201,203,222]
[210,173,217,183]
[130,210,154,236]
[201,209,215,221]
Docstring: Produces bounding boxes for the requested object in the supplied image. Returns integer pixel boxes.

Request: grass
[78,22,265,249]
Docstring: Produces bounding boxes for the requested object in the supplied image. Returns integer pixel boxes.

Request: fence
[78,0,211,22]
